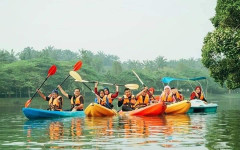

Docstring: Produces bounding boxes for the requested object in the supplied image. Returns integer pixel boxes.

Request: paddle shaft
[30,77,49,100]
[55,74,70,90]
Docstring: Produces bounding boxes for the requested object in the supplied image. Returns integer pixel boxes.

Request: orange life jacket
[123,95,136,108]
[49,96,63,111]
[71,95,83,105]
[135,94,149,106]
[173,92,182,101]
[160,92,173,102]
[199,92,204,100]
[106,94,113,104]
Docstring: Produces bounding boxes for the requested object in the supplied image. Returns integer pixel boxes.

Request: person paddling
[118,88,136,111]
[94,82,119,109]
[37,89,63,111]
[135,87,150,109]
[57,85,84,111]
[190,86,207,102]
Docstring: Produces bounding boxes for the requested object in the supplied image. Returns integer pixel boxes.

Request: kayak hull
[22,108,85,120]
[119,101,166,116]
[84,103,117,117]
[188,99,218,113]
[165,100,191,114]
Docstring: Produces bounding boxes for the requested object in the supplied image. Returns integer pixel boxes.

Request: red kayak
[119,101,166,116]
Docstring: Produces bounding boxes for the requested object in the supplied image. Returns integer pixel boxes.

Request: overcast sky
[0,0,216,61]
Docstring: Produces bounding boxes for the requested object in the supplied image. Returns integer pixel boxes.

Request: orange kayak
[119,101,166,116]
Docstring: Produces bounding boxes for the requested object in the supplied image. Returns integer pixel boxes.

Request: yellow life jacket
[123,95,136,108]
[135,94,149,106]
[160,92,173,102]
[49,96,63,111]
[173,92,182,101]
[99,95,108,106]
[71,95,83,106]
[199,92,204,100]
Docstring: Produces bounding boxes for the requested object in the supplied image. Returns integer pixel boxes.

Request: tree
[0,49,16,63]
[201,0,240,89]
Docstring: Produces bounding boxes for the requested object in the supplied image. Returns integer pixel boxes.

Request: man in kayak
[95,89,112,109]
[118,88,136,111]
[58,85,84,111]
[134,87,150,109]
[94,82,119,109]
[190,86,207,102]
[37,89,63,111]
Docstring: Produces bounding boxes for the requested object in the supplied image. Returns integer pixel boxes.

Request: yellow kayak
[165,100,191,114]
[84,103,117,117]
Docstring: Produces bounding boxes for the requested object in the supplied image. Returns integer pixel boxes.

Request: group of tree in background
[202,0,240,89]
[0,47,237,98]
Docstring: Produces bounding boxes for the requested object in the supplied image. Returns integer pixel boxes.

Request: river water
[0,96,239,150]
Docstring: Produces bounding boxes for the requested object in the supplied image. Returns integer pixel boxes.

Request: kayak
[84,103,117,117]
[165,100,191,114]
[119,101,166,116]
[187,99,218,113]
[22,108,85,120]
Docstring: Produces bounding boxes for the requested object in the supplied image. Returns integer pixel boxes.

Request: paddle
[24,65,57,108]
[55,60,82,90]
[69,71,112,108]
[132,70,155,100]
[80,80,139,90]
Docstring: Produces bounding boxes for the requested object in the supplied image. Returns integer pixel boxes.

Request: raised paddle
[24,65,57,108]
[55,60,82,90]
[78,80,139,90]
[132,70,155,100]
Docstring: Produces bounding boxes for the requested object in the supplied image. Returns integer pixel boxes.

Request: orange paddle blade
[25,99,32,108]
[73,61,83,71]
[47,65,57,77]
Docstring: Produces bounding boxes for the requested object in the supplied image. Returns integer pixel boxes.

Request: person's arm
[57,85,69,98]
[136,87,148,99]
[111,85,119,98]
[94,82,99,95]
[37,90,47,100]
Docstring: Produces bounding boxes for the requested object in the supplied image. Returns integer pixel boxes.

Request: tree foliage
[202,0,240,89]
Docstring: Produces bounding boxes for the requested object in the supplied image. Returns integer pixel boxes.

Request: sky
[0,0,217,61]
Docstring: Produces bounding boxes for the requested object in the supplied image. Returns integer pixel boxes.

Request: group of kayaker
[36,80,206,112]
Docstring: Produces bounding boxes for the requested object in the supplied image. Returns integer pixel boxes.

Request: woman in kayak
[118,88,136,111]
[37,89,63,111]
[171,87,184,101]
[58,85,84,111]
[190,86,207,102]
[94,82,119,109]
[135,87,150,109]
[160,86,176,103]
[95,89,112,109]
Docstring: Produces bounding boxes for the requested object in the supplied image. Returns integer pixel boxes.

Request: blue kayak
[22,108,85,120]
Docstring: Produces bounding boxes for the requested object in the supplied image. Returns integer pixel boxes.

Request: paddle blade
[70,71,82,82]
[73,61,83,71]
[24,99,32,108]
[125,84,139,90]
[47,65,57,77]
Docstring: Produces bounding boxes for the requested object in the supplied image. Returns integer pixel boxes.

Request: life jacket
[106,94,113,104]
[135,94,149,106]
[173,92,182,101]
[49,96,63,111]
[99,95,108,106]
[160,92,173,102]
[71,95,83,106]
[123,95,136,108]
[199,92,204,100]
